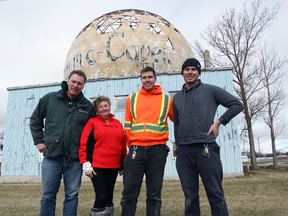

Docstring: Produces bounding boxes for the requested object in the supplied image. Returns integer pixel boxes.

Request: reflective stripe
[124,122,132,130]
[129,92,170,134]
[146,124,169,134]
[130,93,138,123]
[131,124,169,134]
[158,94,170,125]
[131,123,145,132]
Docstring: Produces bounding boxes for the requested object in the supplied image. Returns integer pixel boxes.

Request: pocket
[208,142,220,154]
[77,109,91,126]
[178,115,206,138]
[155,145,168,157]
[43,134,62,158]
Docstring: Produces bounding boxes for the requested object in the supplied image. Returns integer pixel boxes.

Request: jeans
[121,145,168,216]
[91,168,119,208]
[40,157,82,216]
[176,143,229,216]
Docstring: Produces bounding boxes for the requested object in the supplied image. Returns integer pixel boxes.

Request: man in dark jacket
[173,58,243,216]
[30,70,95,216]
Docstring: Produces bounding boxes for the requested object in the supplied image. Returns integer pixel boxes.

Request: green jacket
[30,82,95,160]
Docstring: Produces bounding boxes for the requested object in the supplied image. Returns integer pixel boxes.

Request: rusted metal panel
[2,69,242,176]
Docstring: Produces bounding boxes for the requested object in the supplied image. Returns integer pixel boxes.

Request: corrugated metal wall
[2,69,243,176]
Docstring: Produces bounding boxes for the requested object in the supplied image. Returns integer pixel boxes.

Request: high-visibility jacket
[124,85,174,147]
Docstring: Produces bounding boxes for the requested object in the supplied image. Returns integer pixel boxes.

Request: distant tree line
[243,150,287,159]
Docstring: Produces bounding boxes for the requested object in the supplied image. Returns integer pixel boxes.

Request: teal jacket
[30,82,95,160]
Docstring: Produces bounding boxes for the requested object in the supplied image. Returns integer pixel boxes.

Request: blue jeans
[121,144,168,216]
[40,157,82,216]
[176,143,229,216]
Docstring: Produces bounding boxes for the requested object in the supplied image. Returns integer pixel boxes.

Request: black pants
[176,143,229,216]
[121,145,168,216]
[91,168,119,209]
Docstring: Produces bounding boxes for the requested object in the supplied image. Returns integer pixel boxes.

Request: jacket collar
[182,79,202,92]
[139,84,162,95]
[57,81,85,103]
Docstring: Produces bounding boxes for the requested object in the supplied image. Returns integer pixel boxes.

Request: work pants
[121,144,168,216]
[176,143,229,216]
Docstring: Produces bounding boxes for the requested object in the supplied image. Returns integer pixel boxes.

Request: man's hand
[207,120,221,138]
[36,143,48,153]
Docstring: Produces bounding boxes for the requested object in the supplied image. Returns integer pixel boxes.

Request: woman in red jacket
[79,96,126,216]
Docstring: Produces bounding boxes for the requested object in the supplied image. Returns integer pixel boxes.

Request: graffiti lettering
[107,32,125,61]
[64,32,173,74]
[86,49,96,65]
[64,53,83,77]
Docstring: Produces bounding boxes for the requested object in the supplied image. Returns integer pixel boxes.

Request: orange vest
[124,85,173,147]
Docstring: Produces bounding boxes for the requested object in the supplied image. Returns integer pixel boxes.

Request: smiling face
[182,66,200,88]
[66,74,85,99]
[141,71,156,92]
[96,100,111,120]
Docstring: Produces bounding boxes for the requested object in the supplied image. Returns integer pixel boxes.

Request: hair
[140,66,156,78]
[93,96,111,110]
[68,70,87,83]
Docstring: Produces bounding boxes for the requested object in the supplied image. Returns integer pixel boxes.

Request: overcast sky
[0,0,287,152]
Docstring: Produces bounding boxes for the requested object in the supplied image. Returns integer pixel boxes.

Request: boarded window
[115,95,128,112]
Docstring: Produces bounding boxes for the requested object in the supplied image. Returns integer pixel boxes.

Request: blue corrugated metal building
[2,69,243,177]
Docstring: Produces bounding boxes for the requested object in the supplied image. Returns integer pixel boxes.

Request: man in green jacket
[30,70,95,216]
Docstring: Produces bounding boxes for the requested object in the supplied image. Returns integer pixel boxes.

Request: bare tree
[257,46,287,168]
[196,0,280,169]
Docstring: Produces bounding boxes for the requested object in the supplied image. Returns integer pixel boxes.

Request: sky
[0,0,287,153]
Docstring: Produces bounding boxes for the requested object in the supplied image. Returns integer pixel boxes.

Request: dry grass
[0,168,287,215]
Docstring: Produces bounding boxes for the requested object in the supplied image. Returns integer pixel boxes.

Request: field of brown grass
[0,168,287,215]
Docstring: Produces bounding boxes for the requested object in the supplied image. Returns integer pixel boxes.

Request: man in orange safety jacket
[121,66,174,216]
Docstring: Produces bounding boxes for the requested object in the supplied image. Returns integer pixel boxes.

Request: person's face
[141,71,156,92]
[67,74,85,99]
[97,100,111,120]
[183,66,200,88]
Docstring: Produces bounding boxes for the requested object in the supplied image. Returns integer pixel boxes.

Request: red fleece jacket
[79,114,126,168]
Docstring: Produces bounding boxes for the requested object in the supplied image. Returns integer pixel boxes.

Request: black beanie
[181,58,201,75]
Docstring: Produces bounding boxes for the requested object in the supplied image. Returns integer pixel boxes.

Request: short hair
[68,70,87,83]
[93,96,111,110]
[140,66,156,78]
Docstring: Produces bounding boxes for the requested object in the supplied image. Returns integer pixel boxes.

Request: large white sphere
[64,9,193,79]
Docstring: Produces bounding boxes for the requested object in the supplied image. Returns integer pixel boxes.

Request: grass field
[0,168,287,215]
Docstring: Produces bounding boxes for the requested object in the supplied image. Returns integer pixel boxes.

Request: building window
[115,95,128,112]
